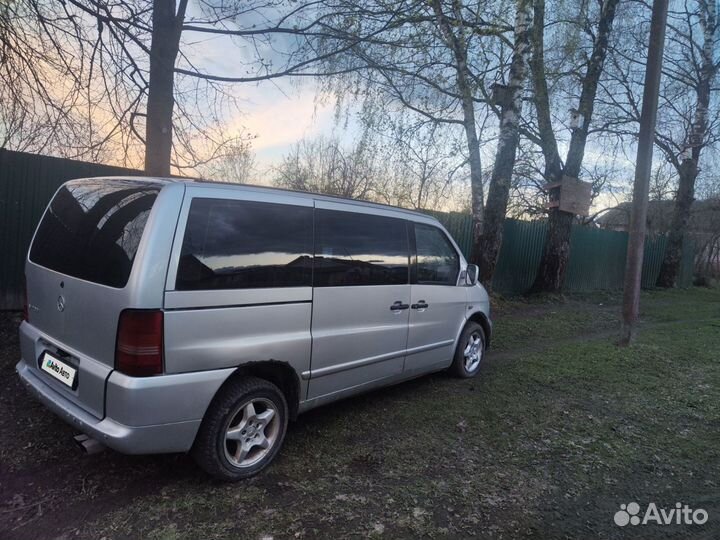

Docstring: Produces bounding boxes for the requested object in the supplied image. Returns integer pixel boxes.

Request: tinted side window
[29,181,159,288]
[414,223,459,285]
[176,198,313,290]
[314,210,409,287]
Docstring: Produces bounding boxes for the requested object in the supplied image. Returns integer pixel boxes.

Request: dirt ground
[1,288,719,539]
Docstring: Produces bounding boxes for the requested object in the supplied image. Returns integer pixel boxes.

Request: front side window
[176,198,313,290]
[314,209,409,287]
[414,223,460,286]
[29,180,160,288]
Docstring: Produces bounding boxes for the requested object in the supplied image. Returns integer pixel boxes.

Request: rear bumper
[16,359,233,454]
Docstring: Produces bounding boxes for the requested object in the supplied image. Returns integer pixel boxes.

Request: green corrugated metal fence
[492,219,548,294]
[564,226,628,291]
[428,212,695,295]
[642,235,667,289]
[423,210,475,255]
[0,149,143,309]
[639,234,695,289]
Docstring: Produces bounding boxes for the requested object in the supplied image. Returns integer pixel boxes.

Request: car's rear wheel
[192,376,288,481]
[450,322,486,378]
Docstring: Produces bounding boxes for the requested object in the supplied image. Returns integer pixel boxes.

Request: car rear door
[307,203,411,400]
[22,178,175,418]
[404,221,468,374]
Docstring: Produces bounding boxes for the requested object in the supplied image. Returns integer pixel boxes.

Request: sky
[231,84,337,165]
[180,4,354,177]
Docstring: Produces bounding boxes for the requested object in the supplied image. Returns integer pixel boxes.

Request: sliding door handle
[390,301,410,311]
[411,301,429,310]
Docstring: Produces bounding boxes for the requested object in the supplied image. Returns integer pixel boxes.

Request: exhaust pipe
[73,433,106,455]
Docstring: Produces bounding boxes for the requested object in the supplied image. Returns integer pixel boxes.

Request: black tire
[450,322,486,378]
[191,376,288,481]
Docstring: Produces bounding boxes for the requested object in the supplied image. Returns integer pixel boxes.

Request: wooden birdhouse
[491,83,513,108]
[545,176,592,216]
[569,108,584,130]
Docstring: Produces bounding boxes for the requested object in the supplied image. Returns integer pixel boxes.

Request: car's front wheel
[450,322,486,378]
[192,376,288,481]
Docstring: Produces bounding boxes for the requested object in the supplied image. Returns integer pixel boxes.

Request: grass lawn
[1,287,718,539]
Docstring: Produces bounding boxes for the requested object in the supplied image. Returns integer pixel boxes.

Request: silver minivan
[17,177,492,480]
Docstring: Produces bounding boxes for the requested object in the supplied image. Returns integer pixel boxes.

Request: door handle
[390,301,410,312]
[411,300,429,310]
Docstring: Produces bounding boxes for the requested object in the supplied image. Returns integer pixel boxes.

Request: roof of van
[91,176,440,220]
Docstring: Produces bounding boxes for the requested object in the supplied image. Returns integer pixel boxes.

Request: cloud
[225,82,339,166]
[178,11,348,169]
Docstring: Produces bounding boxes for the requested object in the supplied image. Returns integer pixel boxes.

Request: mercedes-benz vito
[17,177,492,480]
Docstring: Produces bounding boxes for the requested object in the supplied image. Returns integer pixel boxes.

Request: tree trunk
[431,0,484,261]
[527,0,563,181]
[477,0,532,286]
[529,210,574,292]
[144,0,184,176]
[529,0,619,293]
[476,123,518,285]
[455,39,484,262]
[656,159,698,287]
[526,0,564,293]
[656,0,716,287]
[465,102,484,262]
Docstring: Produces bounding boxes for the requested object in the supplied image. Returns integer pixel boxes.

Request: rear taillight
[115,310,164,377]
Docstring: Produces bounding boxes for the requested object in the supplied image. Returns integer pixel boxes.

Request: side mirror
[465,264,479,286]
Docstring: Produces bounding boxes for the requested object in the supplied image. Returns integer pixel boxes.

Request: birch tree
[430,0,489,242]
[315,1,516,225]
[656,0,719,287]
[476,0,532,286]
[527,0,621,293]
[603,0,720,287]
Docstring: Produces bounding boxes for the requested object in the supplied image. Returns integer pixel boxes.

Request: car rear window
[29,180,160,288]
[175,198,313,290]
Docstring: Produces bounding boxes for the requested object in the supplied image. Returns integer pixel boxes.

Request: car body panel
[306,284,410,400]
[405,283,469,373]
[163,301,312,381]
[16,358,228,453]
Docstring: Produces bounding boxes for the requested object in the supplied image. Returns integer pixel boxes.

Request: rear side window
[176,198,312,290]
[314,209,409,287]
[29,180,160,288]
[414,223,459,285]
